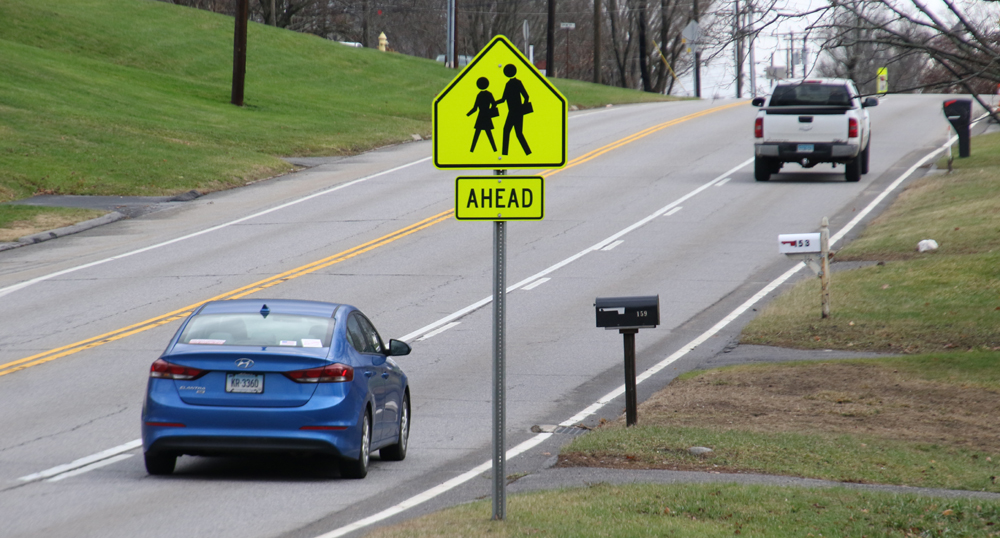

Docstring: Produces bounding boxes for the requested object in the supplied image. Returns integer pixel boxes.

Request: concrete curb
[0,211,125,252]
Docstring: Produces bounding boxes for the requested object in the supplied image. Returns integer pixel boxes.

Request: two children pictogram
[466,64,532,156]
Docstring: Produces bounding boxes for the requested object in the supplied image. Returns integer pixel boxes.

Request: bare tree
[802,0,999,119]
[813,2,930,94]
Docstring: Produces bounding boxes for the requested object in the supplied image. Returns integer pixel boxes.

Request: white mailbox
[778,233,822,254]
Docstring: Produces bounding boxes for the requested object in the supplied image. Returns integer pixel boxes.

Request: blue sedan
[141,299,411,479]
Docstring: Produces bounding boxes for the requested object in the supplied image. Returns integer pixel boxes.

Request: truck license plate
[797,144,814,153]
[226,373,264,394]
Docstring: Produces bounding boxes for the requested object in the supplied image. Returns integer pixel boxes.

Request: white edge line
[600,240,624,251]
[0,157,432,299]
[715,177,732,187]
[316,139,946,537]
[663,206,683,217]
[18,439,142,483]
[45,454,133,482]
[315,434,554,538]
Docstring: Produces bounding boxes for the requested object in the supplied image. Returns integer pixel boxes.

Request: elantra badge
[235,358,254,369]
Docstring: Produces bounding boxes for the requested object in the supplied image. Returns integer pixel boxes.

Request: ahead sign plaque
[455,176,543,220]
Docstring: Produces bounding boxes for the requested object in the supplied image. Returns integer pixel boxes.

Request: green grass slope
[0,0,672,203]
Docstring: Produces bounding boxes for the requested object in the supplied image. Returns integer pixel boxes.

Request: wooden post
[621,328,638,426]
[820,217,830,318]
[231,0,248,106]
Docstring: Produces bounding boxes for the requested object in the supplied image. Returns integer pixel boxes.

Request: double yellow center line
[0,100,746,378]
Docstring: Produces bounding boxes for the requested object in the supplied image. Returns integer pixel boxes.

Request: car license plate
[797,144,814,153]
[226,373,264,394]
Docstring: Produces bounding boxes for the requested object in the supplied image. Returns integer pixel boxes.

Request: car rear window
[769,84,853,107]
[178,313,334,348]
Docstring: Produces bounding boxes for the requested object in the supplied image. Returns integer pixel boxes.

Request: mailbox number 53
[798,239,810,247]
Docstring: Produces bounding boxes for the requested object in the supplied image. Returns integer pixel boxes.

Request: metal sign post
[491,171,507,520]
[433,36,564,521]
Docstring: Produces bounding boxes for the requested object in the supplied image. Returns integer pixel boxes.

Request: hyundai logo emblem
[235,358,254,369]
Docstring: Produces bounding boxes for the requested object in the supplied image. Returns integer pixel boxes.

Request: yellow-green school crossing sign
[433,35,567,169]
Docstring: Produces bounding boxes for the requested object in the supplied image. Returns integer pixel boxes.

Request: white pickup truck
[751,78,878,182]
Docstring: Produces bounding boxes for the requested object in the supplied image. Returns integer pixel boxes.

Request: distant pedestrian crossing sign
[433,35,567,169]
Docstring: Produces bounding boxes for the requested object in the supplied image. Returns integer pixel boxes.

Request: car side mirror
[751,97,766,107]
[862,97,879,108]
[387,339,411,356]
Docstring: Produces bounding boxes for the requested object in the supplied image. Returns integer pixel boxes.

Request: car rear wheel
[754,156,772,182]
[144,451,176,475]
[845,156,861,182]
[340,411,371,479]
[380,393,409,462]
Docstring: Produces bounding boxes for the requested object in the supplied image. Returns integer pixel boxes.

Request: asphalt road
[0,94,961,538]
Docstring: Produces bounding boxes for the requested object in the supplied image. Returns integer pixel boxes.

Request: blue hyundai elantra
[141,299,411,479]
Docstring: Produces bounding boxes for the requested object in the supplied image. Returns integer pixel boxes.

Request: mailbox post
[595,296,659,426]
[779,217,831,318]
[943,99,972,158]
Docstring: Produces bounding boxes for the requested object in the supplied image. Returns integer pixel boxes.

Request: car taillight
[754,117,763,138]
[848,118,858,138]
[150,358,206,380]
[284,363,353,383]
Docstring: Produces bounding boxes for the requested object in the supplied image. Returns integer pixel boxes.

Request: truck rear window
[769,84,853,107]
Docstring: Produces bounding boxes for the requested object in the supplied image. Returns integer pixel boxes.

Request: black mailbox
[595,295,659,330]
[943,99,972,158]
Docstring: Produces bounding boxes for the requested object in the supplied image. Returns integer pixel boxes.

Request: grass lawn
[741,131,1000,353]
[0,0,674,205]
[0,205,106,242]
[367,484,1000,537]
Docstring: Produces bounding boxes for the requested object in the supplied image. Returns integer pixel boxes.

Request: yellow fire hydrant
[378,32,388,52]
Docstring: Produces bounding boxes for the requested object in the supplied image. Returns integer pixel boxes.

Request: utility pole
[748,5,757,97]
[692,0,701,97]
[547,0,556,76]
[593,0,601,83]
[446,0,455,68]
[734,0,743,97]
[230,0,248,107]
[789,32,795,78]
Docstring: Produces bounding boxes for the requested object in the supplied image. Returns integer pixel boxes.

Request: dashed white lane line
[18,439,142,483]
[45,454,133,482]
[415,322,460,342]
[521,278,551,290]
[400,158,754,344]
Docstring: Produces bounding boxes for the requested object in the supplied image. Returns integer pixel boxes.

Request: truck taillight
[754,117,763,138]
[848,118,858,138]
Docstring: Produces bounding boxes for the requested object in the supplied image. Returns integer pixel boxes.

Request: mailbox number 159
[636,311,648,318]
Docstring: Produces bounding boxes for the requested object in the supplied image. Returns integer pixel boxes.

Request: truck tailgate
[763,112,847,143]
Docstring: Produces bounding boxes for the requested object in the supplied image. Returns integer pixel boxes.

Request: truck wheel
[754,156,771,182]
[860,143,870,174]
[845,157,861,182]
